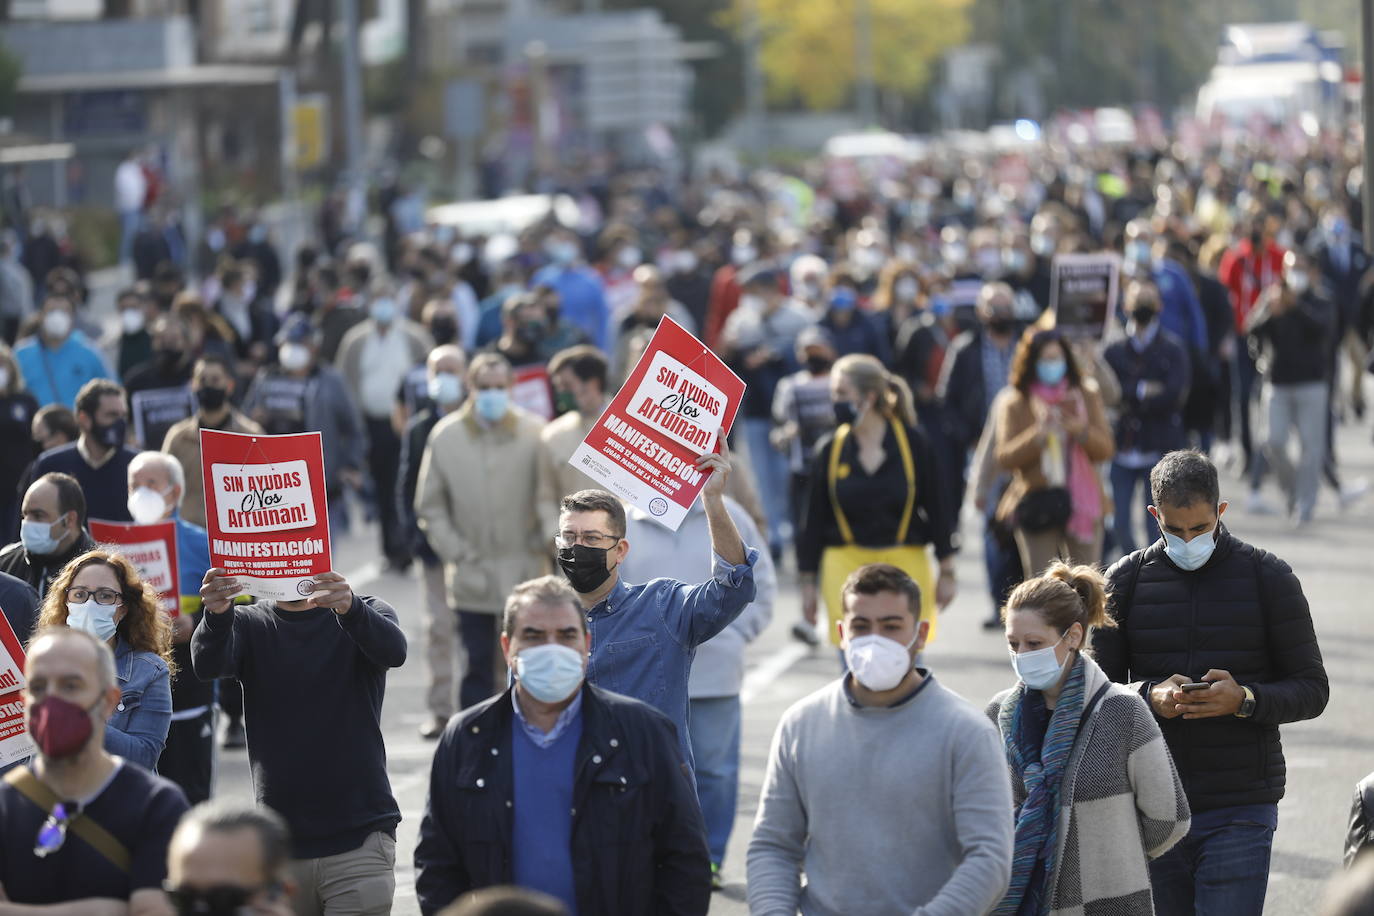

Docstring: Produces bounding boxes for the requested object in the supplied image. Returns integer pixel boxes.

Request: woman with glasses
[36,549,174,770]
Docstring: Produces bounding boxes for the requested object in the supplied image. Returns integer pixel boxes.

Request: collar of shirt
[511,687,584,749]
[76,437,117,470]
[1129,319,1161,352]
[842,668,935,709]
[591,578,632,617]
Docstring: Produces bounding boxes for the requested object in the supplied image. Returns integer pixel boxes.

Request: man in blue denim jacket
[554,434,756,770]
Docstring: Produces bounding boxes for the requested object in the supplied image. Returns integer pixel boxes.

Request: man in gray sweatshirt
[747,563,1013,916]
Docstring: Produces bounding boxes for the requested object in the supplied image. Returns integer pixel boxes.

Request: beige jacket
[162,411,265,528]
[416,401,549,614]
[536,409,608,536]
[335,319,433,414]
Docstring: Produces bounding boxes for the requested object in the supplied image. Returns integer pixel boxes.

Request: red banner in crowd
[0,609,33,767]
[200,430,332,602]
[89,520,180,617]
[569,316,745,531]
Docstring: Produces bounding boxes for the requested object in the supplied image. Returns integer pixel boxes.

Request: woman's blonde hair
[833,353,917,427]
[36,549,176,673]
[1000,560,1116,634]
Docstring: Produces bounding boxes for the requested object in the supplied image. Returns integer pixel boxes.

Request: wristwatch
[1235,686,1256,719]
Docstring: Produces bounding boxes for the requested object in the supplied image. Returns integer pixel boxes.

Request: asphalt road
[210,416,1374,916]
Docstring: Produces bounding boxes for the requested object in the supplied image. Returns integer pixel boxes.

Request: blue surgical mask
[67,600,119,642]
[21,518,65,556]
[428,372,464,406]
[1161,520,1218,571]
[1010,631,1072,691]
[930,295,952,318]
[474,389,508,422]
[830,289,858,312]
[1036,359,1067,386]
[515,643,585,704]
[370,297,397,324]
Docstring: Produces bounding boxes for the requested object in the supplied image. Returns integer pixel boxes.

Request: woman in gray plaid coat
[987,562,1190,916]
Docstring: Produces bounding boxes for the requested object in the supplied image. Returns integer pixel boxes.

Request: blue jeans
[741,417,790,550]
[119,209,142,265]
[688,696,741,866]
[1149,803,1277,915]
[1109,461,1155,556]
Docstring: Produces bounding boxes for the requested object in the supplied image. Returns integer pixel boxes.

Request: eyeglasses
[164,883,283,916]
[34,801,79,858]
[65,587,122,606]
[554,531,621,550]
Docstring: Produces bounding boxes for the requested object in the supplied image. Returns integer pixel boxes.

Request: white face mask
[894,277,919,301]
[844,632,917,692]
[43,310,73,340]
[740,293,766,314]
[279,343,311,372]
[1160,515,1219,571]
[67,600,118,642]
[127,486,170,524]
[1010,631,1072,691]
[121,309,146,334]
[616,246,642,270]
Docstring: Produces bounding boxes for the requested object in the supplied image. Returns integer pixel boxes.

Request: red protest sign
[90,520,180,617]
[511,364,554,420]
[200,430,332,601]
[0,609,33,766]
[569,316,745,530]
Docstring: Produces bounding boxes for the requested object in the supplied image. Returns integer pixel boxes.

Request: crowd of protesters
[1,124,1372,915]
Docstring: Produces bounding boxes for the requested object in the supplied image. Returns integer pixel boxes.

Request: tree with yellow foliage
[737,0,972,111]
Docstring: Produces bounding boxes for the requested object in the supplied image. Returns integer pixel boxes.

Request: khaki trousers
[1013,524,1104,579]
[289,831,396,916]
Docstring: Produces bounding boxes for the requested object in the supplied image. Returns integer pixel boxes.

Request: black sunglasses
[163,883,282,916]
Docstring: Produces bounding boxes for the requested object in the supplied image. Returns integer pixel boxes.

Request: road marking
[740,643,810,705]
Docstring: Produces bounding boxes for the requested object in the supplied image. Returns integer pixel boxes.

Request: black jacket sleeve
[648,716,712,916]
[415,726,469,915]
[935,334,982,448]
[1252,550,1329,726]
[1091,551,1142,685]
[190,605,243,681]
[910,423,956,559]
[335,594,408,669]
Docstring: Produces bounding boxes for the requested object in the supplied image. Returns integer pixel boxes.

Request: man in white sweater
[747,563,1013,916]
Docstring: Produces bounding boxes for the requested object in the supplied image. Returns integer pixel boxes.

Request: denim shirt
[105,636,172,770]
[584,548,758,770]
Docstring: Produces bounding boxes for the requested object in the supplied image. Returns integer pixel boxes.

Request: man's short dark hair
[439,886,569,916]
[547,346,608,392]
[172,802,291,877]
[194,353,236,380]
[559,490,625,539]
[34,405,78,443]
[501,576,585,638]
[841,563,922,619]
[1150,450,1220,509]
[74,379,126,420]
[34,471,86,526]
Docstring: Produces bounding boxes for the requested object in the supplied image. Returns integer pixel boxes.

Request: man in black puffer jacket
[1092,449,1327,915]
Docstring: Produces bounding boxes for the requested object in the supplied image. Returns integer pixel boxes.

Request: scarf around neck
[1028,382,1102,542]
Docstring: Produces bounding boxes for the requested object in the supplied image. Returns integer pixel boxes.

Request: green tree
[0,43,19,120]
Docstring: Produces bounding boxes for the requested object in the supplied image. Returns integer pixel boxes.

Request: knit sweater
[748,675,1013,916]
[985,655,1191,915]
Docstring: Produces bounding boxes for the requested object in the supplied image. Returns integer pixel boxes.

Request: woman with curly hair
[35,549,174,769]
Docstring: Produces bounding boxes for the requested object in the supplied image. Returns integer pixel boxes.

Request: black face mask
[157,349,182,371]
[93,418,127,448]
[832,401,858,426]
[516,321,546,346]
[557,544,616,594]
[986,316,1015,336]
[429,318,458,346]
[804,355,833,375]
[196,386,229,411]
[1250,230,1263,247]
[1129,305,1158,326]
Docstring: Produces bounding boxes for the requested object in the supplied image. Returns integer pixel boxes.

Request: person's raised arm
[699,432,745,567]
[190,568,244,681]
[310,572,408,669]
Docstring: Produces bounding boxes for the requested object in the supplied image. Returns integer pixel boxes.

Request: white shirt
[358,325,412,418]
[114,161,147,214]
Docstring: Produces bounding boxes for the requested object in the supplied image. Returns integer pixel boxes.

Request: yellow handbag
[819,419,937,647]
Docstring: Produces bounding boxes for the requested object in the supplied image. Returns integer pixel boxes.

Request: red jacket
[1218,240,1286,333]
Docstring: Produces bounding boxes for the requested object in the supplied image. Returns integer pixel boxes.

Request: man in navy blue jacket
[414,575,709,916]
[193,566,406,916]
[1103,278,1192,553]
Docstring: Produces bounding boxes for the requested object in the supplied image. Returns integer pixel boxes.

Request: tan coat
[335,319,434,413]
[416,402,550,614]
[536,409,608,537]
[993,381,1114,523]
[162,411,265,528]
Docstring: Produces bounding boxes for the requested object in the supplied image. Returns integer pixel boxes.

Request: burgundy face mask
[28,695,98,759]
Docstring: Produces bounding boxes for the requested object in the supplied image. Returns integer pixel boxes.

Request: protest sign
[1049,253,1120,339]
[0,609,32,766]
[512,365,554,420]
[200,430,332,601]
[569,316,745,531]
[89,519,180,616]
[131,386,195,449]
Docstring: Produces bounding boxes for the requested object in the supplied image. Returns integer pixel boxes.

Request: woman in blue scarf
[986,562,1190,916]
